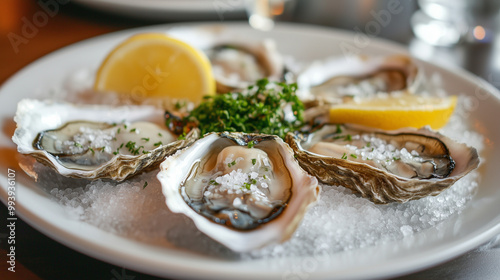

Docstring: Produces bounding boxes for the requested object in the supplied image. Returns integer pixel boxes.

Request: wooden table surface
[1,1,499,279]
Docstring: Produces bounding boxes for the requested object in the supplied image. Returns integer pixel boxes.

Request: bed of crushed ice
[30,70,484,260]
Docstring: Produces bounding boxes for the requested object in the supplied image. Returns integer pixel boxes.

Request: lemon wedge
[94,33,215,104]
[329,95,457,130]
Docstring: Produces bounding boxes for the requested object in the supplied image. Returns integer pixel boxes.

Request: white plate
[1,23,500,279]
[72,0,246,20]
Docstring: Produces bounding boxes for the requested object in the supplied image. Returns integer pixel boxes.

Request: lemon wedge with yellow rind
[329,95,457,130]
[94,33,215,104]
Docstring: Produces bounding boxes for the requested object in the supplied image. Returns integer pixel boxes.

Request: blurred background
[0,0,499,279]
[1,0,500,87]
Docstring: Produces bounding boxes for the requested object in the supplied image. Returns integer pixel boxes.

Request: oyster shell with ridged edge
[157,132,319,252]
[297,55,423,105]
[286,124,479,204]
[12,99,199,181]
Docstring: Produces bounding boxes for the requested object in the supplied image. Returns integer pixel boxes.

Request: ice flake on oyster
[13,99,199,181]
[158,132,319,252]
[286,124,479,204]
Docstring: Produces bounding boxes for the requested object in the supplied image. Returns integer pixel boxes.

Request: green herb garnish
[182,79,304,138]
[143,181,148,189]
[141,137,150,142]
[335,124,342,134]
[154,141,162,147]
[74,142,83,148]
[341,153,348,160]
[251,158,256,165]
[130,128,136,133]
[350,154,357,159]
[247,141,255,148]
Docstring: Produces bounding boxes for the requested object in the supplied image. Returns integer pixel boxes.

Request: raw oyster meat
[13,99,198,181]
[158,132,319,252]
[286,124,479,204]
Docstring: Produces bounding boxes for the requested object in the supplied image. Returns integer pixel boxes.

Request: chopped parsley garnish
[341,153,348,160]
[393,157,400,161]
[126,141,142,155]
[143,181,148,189]
[175,100,187,110]
[181,79,304,138]
[243,183,251,190]
[345,134,352,141]
[335,124,342,134]
[350,154,357,159]
[251,158,256,165]
[74,142,83,148]
[247,141,255,148]
[153,141,162,147]
[130,128,137,133]
[117,128,121,134]
[89,147,95,155]
[141,137,150,142]
[209,179,220,185]
[158,133,163,137]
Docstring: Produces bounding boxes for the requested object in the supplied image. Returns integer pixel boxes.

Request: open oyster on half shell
[286,124,479,204]
[158,132,319,252]
[12,99,199,181]
[297,55,423,105]
[206,41,286,93]
[166,26,288,94]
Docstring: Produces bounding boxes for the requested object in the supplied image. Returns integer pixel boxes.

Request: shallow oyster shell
[207,41,285,93]
[286,124,479,204]
[157,132,319,252]
[297,55,423,105]
[12,99,199,181]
